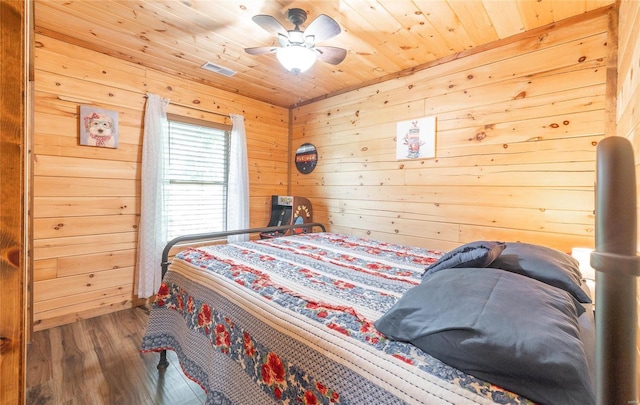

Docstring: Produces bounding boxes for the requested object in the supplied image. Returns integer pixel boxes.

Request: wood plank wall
[291,8,610,254]
[32,34,289,331]
[616,0,640,387]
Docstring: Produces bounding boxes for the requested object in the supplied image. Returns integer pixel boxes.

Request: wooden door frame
[1,0,30,403]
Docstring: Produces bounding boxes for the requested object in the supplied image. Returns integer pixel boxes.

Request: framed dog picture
[80,105,119,148]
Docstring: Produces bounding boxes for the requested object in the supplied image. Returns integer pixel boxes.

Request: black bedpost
[592,136,640,405]
[156,259,172,370]
[157,350,169,370]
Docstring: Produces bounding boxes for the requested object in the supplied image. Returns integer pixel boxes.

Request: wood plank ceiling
[34,0,614,108]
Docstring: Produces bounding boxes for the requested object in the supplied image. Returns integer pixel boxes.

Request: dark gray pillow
[375,268,594,405]
[422,241,505,278]
[489,242,591,303]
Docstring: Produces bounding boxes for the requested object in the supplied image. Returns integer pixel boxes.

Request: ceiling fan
[245,8,347,74]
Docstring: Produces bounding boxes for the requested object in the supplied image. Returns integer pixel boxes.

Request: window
[166,116,231,240]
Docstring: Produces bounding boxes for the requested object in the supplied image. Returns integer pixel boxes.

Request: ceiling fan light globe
[276,46,317,73]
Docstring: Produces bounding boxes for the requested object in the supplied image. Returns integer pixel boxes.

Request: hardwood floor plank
[26,328,52,386]
[111,305,149,336]
[61,392,106,405]
[91,331,153,404]
[26,379,56,404]
[139,350,207,405]
[27,307,205,405]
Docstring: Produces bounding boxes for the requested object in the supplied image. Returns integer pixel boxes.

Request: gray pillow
[489,242,591,303]
[375,267,594,405]
[422,241,505,278]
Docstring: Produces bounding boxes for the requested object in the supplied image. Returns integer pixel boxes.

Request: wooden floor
[26,307,206,405]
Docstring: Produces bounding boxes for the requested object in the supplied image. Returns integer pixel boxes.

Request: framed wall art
[295,143,318,174]
[80,105,119,148]
[396,116,436,160]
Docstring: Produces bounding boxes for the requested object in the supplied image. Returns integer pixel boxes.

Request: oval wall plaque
[295,143,318,174]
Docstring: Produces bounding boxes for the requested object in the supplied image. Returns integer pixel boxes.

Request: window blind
[166,120,230,240]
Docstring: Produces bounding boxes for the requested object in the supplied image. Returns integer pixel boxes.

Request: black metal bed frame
[592,136,639,404]
[153,137,640,403]
[156,222,326,370]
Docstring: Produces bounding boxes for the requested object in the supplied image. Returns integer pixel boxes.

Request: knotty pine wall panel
[291,10,609,253]
[616,0,640,386]
[33,34,289,330]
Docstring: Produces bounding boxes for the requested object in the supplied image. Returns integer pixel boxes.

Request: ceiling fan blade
[315,46,347,65]
[304,14,341,43]
[252,15,288,36]
[244,46,278,55]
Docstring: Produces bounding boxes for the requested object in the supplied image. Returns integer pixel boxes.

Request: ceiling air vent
[201,61,237,77]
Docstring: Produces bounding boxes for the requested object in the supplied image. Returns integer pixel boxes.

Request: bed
[141,136,639,405]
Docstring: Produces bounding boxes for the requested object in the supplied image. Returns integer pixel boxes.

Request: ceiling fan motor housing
[287,8,308,28]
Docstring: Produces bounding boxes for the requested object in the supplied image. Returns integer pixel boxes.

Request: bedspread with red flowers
[141,233,532,405]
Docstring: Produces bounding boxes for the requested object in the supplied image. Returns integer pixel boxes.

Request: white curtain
[227,114,250,243]
[136,93,170,298]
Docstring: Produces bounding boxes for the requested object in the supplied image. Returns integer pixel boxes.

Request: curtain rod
[143,94,231,119]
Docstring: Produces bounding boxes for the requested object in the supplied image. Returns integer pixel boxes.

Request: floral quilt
[141,233,534,405]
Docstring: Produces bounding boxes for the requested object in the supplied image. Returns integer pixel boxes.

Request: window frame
[165,113,232,240]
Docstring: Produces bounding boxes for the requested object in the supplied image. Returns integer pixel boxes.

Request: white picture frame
[396,116,436,160]
[79,105,119,149]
